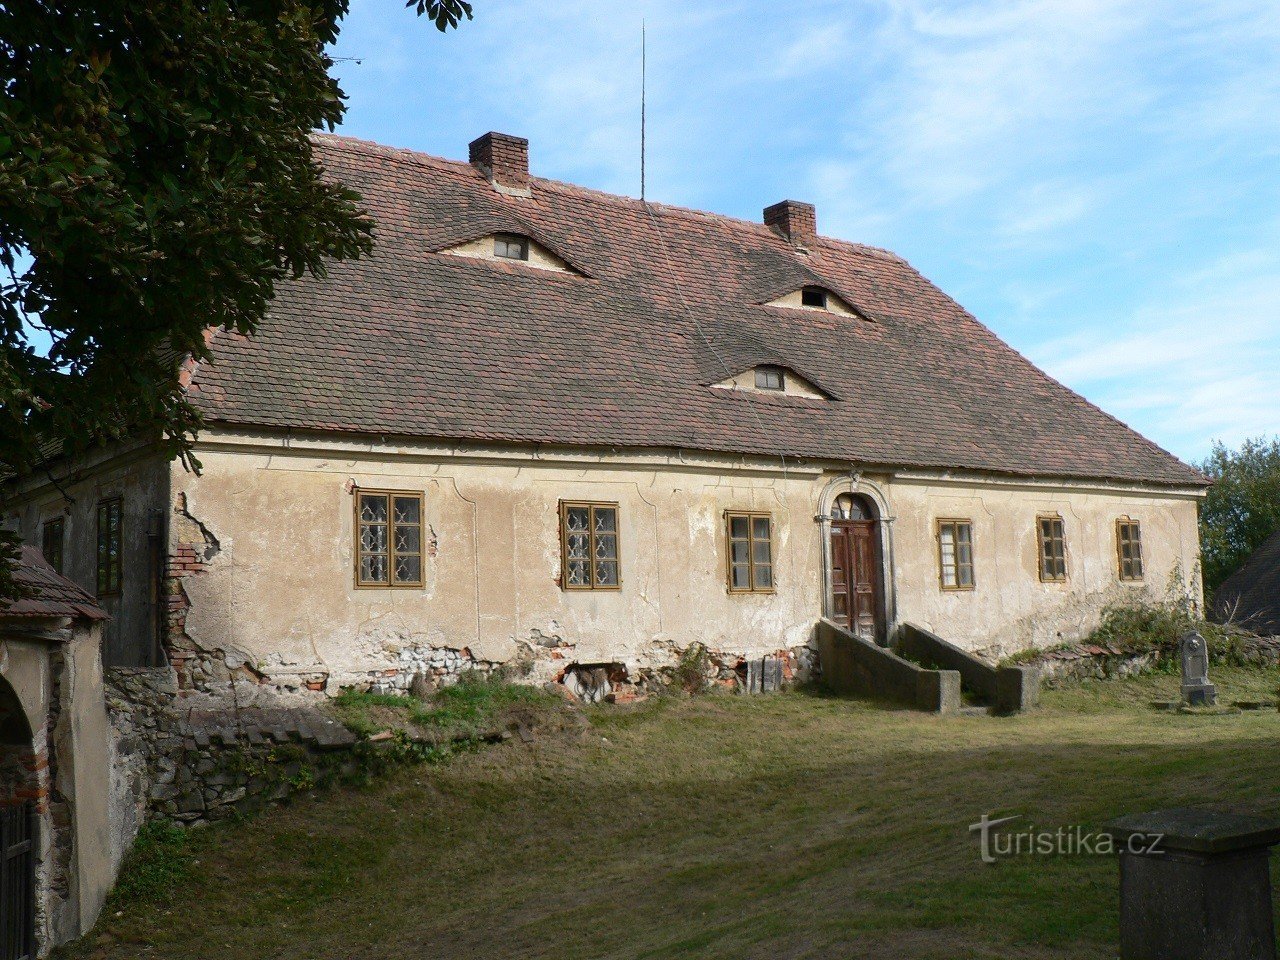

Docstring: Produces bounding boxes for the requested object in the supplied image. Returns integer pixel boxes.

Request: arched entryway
[0,676,37,960]
[818,479,894,643]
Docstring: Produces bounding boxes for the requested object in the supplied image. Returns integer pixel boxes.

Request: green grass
[63,666,1280,960]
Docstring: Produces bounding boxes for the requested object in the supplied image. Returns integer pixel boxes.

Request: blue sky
[330,0,1280,465]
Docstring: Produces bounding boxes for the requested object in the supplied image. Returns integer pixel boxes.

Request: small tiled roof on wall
[186,133,1206,488]
[1,546,105,623]
[1213,529,1280,637]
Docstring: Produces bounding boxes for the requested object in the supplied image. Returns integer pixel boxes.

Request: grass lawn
[68,667,1280,960]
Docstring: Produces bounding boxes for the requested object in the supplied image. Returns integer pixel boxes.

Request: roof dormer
[764,285,860,317]
[712,364,830,400]
[439,232,580,274]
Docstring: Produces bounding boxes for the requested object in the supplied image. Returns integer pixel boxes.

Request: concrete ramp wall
[813,619,961,713]
[896,623,1039,714]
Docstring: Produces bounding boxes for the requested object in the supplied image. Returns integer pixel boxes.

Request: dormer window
[494,234,529,261]
[801,287,828,309]
[754,367,785,391]
[762,286,861,317]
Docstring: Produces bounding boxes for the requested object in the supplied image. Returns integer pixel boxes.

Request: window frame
[936,518,975,592]
[754,366,786,391]
[41,516,65,576]
[559,501,622,591]
[725,511,775,595]
[493,234,530,262]
[353,489,426,589]
[96,498,123,597]
[800,286,828,309]
[1036,513,1068,583]
[1116,517,1144,582]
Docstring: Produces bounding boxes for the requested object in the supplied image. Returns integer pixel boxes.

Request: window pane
[594,533,617,561]
[731,540,749,564]
[360,495,387,523]
[729,515,749,539]
[752,539,771,565]
[752,516,770,541]
[393,496,420,526]
[565,507,589,532]
[566,560,589,587]
[361,524,387,554]
[942,565,957,588]
[595,561,619,587]
[395,524,421,554]
[361,555,388,584]
[567,533,589,560]
[593,508,616,533]
[731,564,751,589]
[395,555,421,584]
[753,565,773,589]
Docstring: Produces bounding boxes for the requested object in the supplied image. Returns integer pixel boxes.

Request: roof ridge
[309,131,906,264]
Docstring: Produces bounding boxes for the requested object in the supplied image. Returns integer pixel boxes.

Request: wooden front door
[830,520,881,641]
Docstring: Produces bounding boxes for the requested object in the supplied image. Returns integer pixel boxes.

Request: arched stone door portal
[818,479,894,644]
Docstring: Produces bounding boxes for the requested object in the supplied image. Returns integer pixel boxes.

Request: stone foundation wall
[106,668,358,828]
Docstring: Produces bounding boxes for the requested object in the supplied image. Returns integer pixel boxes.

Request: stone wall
[106,668,358,828]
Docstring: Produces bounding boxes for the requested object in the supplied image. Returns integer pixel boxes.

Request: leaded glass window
[1117,518,1144,582]
[96,498,122,596]
[726,512,773,593]
[560,502,620,590]
[937,519,974,590]
[356,491,424,587]
[1037,515,1067,583]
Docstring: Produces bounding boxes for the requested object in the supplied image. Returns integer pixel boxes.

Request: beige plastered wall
[886,473,1203,657]
[172,429,1204,685]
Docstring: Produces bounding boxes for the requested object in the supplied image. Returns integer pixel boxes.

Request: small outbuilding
[1212,528,1280,637]
[0,546,114,956]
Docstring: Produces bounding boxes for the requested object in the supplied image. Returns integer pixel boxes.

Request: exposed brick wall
[468,131,529,191]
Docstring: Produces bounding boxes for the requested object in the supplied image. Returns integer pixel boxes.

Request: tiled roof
[1,546,106,623]
[1213,528,1280,636]
[187,133,1205,488]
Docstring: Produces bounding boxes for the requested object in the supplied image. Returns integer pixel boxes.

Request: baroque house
[4,132,1206,700]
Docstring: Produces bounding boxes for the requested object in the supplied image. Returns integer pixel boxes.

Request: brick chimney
[764,200,817,245]
[469,132,530,196]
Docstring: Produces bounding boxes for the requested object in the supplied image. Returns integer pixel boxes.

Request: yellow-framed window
[560,501,620,590]
[937,519,975,591]
[1116,518,1144,582]
[1037,514,1067,582]
[355,490,424,588]
[726,512,774,593]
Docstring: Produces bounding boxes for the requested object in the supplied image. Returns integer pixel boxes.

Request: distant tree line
[1199,436,1280,596]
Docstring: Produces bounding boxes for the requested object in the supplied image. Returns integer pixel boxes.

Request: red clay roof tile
[186,133,1205,488]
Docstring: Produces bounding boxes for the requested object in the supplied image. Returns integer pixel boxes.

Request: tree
[0,0,471,593]
[1198,436,1280,596]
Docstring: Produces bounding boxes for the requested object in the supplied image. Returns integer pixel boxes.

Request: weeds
[334,671,560,742]
[671,643,711,694]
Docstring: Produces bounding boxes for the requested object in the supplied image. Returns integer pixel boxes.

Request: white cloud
[1030,249,1280,459]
